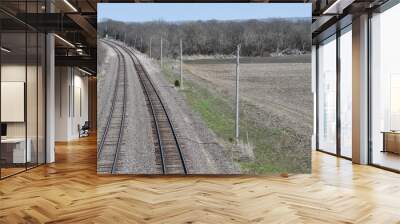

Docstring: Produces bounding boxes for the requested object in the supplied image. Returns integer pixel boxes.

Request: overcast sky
[98,3,311,23]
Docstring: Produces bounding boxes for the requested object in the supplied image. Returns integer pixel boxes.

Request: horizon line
[99,16,311,24]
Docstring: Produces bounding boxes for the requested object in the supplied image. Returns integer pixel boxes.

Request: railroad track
[97,40,127,174]
[118,43,188,175]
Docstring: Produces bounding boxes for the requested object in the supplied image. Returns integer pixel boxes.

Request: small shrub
[174,80,180,87]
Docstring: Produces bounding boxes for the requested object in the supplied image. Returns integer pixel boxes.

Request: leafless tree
[98,18,311,57]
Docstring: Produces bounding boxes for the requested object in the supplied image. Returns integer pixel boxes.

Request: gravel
[97,40,157,174]
[132,47,241,174]
[97,40,118,145]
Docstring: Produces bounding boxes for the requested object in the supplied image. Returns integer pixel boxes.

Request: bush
[174,80,180,87]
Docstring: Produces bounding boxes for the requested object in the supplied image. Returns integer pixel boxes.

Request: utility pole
[235,44,241,141]
[123,33,126,45]
[180,39,183,89]
[140,37,143,52]
[149,37,152,58]
[105,23,108,38]
[160,37,163,67]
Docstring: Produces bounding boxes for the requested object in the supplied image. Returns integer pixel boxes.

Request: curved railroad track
[97,40,127,174]
[117,42,188,175]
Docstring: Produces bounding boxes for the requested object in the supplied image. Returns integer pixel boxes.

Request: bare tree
[98,18,311,57]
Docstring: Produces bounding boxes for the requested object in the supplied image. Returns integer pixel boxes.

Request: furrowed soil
[163,55,312,174]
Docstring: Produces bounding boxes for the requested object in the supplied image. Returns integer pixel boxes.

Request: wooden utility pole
[160,37,163,67]
[180,39,183,89]
[149,37,152,58]
[235,44,241,141]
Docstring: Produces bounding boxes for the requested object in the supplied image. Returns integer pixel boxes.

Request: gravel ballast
[97,40,156,174]
[97,41,118,146]
[133,47,241,174]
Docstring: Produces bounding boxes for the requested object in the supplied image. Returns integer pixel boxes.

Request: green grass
[162,61,235,141]
[161,60,310,174]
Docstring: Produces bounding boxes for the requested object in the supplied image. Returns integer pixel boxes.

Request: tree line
[98,18,311,58]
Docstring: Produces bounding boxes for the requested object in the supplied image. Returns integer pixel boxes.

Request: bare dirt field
[163,55,312,173]
[185,59,313,134]
[184,55,310,64]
